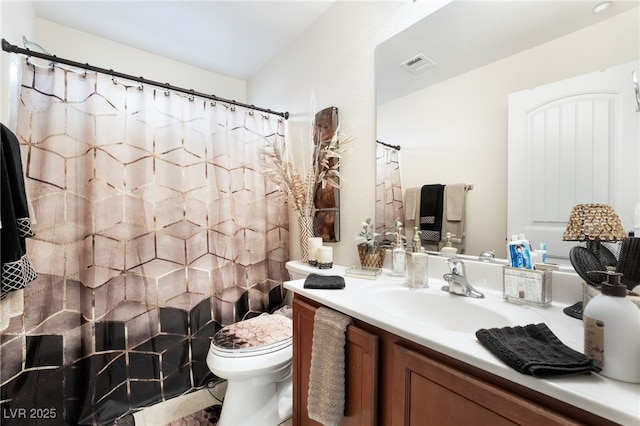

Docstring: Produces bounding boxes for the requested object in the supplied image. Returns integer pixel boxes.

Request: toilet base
[217,369,292,426]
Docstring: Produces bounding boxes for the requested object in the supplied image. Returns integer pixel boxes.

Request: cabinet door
[391,344,577,426]
[293,297,379,426]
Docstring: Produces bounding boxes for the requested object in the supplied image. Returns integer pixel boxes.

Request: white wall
[34,19,246,102]
[249,0,451,266]
[378,8,639,259]
[1,10,246,127]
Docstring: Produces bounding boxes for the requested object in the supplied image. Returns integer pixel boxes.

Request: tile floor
[166,412,292,426]
[133,386,292,426]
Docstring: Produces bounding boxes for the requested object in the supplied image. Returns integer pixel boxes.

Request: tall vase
[299,215,314,263]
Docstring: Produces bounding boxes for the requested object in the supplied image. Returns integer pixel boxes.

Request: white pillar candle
[316,246,333,269]
[307,237,323,265]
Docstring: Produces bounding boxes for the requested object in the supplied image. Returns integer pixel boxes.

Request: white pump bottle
[583,272,640,383]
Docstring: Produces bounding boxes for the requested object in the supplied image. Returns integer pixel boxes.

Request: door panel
[508,61,639,259]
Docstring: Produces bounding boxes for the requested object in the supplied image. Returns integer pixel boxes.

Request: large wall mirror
[376,0,640,260]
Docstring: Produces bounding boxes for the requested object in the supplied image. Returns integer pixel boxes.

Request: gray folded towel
[475,323,601,378]
[307,307,352,425]
[304,273,345,290]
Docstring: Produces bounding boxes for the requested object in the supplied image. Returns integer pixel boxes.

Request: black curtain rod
[376,140,401,151]
[2,38,289,120]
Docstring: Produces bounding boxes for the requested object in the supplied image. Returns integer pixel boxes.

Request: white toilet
[206,310,293,426]
[206,261,342,425]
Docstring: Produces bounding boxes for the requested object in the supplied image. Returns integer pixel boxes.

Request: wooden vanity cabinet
[392,344,585,425]
[293,297,379,425]
[293,294,618,426]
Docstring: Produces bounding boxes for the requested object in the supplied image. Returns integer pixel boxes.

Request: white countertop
[284,259,640,425]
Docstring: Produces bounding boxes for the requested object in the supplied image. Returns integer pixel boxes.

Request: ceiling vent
[400,54,436,74]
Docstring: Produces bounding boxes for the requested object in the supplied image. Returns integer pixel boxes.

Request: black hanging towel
[1,123,37,298]
[419,184,445,244]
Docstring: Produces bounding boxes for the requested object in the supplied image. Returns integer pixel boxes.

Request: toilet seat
[207,309,295,425]
[211,313,292,358]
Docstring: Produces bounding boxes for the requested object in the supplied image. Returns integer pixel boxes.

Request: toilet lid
[212,313,293,355]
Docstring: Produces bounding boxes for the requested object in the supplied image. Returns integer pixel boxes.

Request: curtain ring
[83,64,88,78]
[110,71,117,85]
[188,89,195,102]
[138,80,144,91]
[164,83,170,96]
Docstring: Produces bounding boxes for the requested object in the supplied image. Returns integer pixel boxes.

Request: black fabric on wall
[1,123,37,298]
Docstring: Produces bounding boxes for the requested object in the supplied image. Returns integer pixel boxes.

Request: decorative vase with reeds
[261,109,351,262]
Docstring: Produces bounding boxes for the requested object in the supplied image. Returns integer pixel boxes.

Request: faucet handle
[479,250,495,262]
[446,258,465,276]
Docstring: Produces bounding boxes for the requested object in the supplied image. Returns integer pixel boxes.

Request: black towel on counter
[304,273,346,290]
[419,184,444,243]
[475,323,601,378]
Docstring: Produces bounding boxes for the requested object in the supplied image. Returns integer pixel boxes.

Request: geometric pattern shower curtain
[375,144,404,235]
[0,62,289,425]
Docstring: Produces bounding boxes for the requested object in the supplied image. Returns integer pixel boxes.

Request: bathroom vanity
[284,259,640,425]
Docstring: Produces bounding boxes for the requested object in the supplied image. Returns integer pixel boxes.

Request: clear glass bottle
[406,228,428,288]
[391,229,406,276]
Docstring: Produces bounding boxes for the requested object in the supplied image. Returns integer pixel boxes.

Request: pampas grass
[262,119,352,217]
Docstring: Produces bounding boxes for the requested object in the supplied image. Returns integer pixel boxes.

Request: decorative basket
[357,244,385,269]
[583,282,640,309]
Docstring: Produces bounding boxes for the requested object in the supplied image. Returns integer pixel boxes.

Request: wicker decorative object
[357,244,385,268]
[562,203,626,242]
[564,203,626,278]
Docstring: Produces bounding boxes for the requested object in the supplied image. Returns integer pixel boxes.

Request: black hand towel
[419,184,444,243]
[304,273,345,290]
[616,236,640,290]
[475,323,601,378]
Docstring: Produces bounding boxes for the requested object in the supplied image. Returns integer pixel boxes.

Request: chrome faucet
[478,250,495,262]
[442,258,485,298]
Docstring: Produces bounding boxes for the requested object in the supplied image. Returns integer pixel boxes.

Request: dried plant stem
[261,119,352,218]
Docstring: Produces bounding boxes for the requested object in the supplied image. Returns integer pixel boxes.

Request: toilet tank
[284,260,346,307]
[285,260,346,280]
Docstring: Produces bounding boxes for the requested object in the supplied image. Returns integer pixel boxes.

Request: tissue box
[503,266,552,307]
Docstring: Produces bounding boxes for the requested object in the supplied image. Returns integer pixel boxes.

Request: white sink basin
[365,282,545,334]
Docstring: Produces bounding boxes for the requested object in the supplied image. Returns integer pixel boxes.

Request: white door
[508,61,640,260]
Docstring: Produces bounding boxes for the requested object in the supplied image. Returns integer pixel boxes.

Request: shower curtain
[375,144,404,235]
[0,62,289,425]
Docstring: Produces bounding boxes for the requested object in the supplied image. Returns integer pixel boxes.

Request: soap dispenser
[440,232,457,258]
[583,272,640,383]
[406,227,428,288]
[391,228,406,276]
